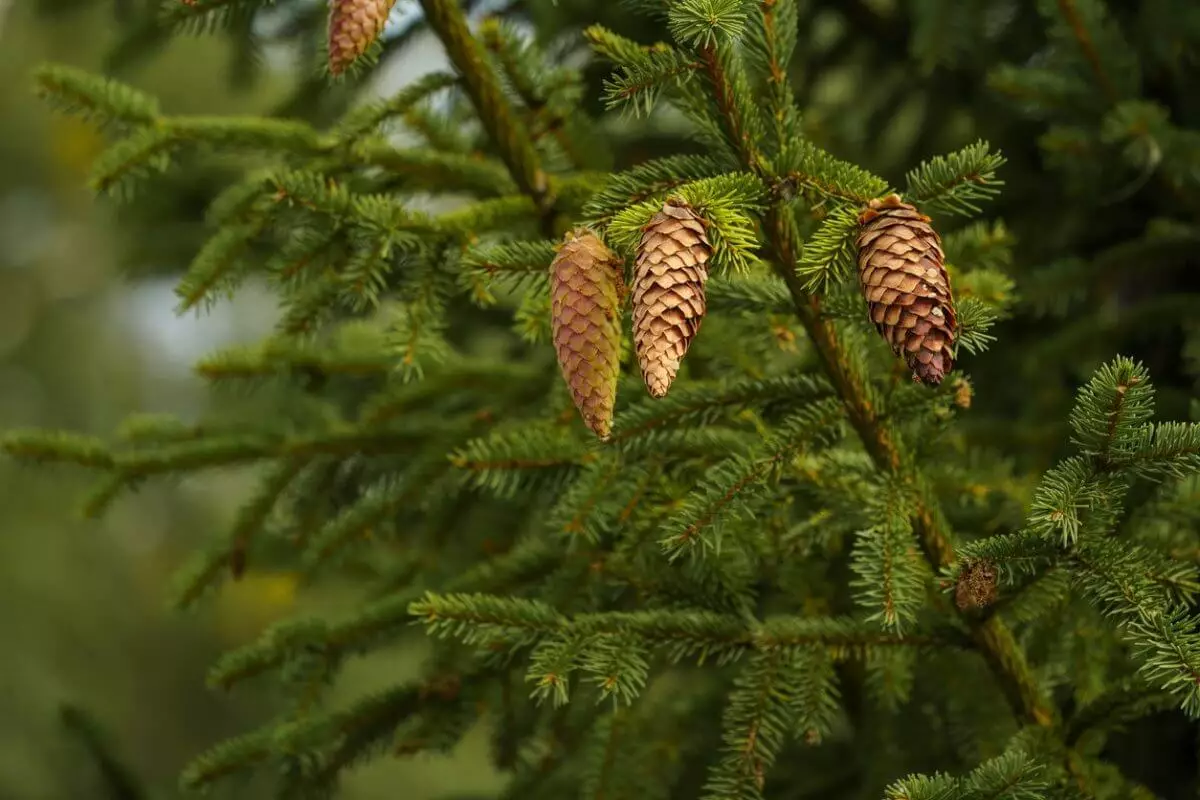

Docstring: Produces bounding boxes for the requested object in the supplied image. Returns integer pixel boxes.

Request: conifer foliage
[7,0,1200,798]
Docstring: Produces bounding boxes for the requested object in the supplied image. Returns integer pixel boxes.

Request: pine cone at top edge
[328,0,398,76]
[856,194,957,386]
[550,227,624,440]
[631,198,712,399]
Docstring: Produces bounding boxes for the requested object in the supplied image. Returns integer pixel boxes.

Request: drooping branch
[417,0,555,229]
[697,42,1057,730]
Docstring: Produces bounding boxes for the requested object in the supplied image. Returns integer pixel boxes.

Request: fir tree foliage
[10,0,1200,797]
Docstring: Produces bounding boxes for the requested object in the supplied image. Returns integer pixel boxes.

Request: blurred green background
[0,4,504,797]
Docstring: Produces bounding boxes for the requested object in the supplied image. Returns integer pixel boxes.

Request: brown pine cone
[856,195,957,385]
[328,0,397,76]
[550,229,624,440]
[954,558,998,611]
[631,199,712,398]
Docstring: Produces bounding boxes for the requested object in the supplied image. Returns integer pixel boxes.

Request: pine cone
[328,0,397,76]
[954,559,998,611]
[632,199,712,398]
[551,228,624,440]
[856,195,957,385]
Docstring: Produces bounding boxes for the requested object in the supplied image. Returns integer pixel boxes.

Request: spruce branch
[1047,0,1134,103]
[600,47,703,117]
[160,0,266,36]
[705,273,794,315]
[583,154,728,224]
[884,741,1047,799]
[787,648,842,745]
[691,28,1057,732]
[334,71,460,140]
[942,219,1015,273]
[1068,356,1155,460]
[1024,457,1118,546]
[700,648,803,800]
[954,297,1003,356]
[59,704,149,800]
[32,63,160,130]
[478,18,598,170]
[182,671,482,793]
[175,221,269,312]
[795,203,860,294]
[412,592,570,644]
[583,634,652,706]
[460,239,558,306]
[88,117,327,198]
[194,338,392,384]
[1120,609,1200,717]
[904,140,1006,217]
[742,0,800,149]
[668,0,750,48]
[608,373,832,444]
[208,537,562,691]
[411,595,966,672]
[660,398,845,559]
[1113,421,1200,480]
[417,0,554,224]
[527,633,583,707]
[1065,678,1177,746]
[109,426,435,477]
[1,430,115,469]
[578,711,641,800]
[172,458,307,609]
[958,532,1061,584]
[584,25,672,67]
[774,139,891,204]
[349,142,518,196]
[850,511,928,634]
[450,425,595,498]
[302,453,458,568]
[1069,540,1200,716]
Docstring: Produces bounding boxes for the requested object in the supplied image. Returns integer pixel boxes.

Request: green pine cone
[550,229,624,440]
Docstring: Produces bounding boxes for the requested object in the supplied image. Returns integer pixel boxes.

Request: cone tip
[868,193,906,210]
[911,363,950,387]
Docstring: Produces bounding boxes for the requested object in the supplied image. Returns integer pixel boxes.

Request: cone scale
[327,0,397,76]
[550,229,624,440]
[631,199,712,399]
[855,194,958,386]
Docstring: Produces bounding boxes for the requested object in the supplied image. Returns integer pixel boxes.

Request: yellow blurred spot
[49,117,105,182]
[212,571,299,640]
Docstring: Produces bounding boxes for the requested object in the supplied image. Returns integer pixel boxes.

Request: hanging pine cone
[327,0,397,76]
[550,228,624,440]
[632,199,712,398]
[855,194,957,386]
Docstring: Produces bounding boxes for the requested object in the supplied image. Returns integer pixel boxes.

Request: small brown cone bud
[952,376,973,409]
[954,559,998,611]
[550,229,623,440]
[328,0,397,76]
[632,199,712,398]
[856,195,957,386]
